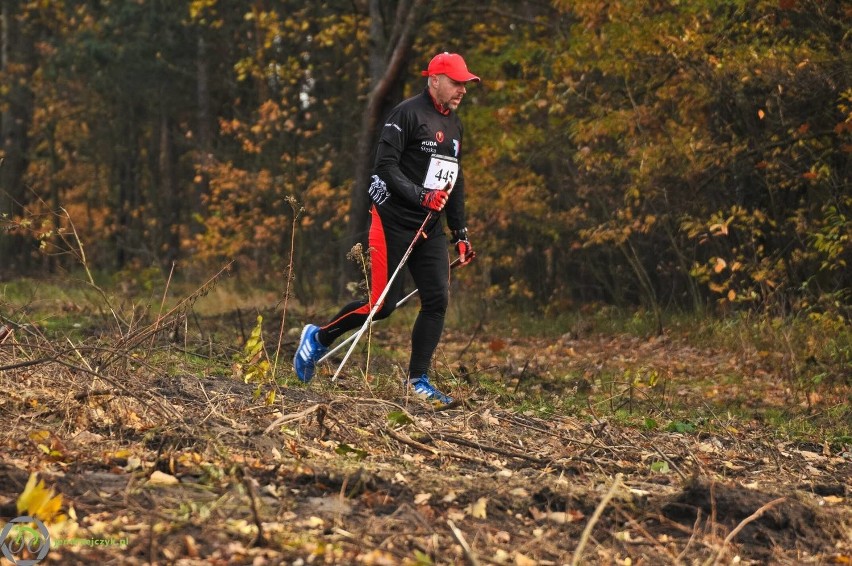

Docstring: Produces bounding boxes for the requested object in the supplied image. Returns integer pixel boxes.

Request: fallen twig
[708,497,786,566]
[651,443,688,481]
[447,519,480,566]
[434,432,590,474]
[1,352,181,422]
[243,475,268,547]
[264,403,325,433]
[383,426,439,455]
[383,427,491,466]
[571,473,623,566]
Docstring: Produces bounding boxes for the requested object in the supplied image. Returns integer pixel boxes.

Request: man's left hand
[451,228,474,265]
[456,238,474,265]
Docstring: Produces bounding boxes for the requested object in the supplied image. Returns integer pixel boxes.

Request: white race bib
[422,154,458,190]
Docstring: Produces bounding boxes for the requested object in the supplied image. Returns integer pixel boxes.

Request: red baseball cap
[421,52,480,82]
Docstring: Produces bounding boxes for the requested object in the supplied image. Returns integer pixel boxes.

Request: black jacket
[368,89,467,233]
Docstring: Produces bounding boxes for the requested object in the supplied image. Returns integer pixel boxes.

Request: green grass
[3,274,848,447]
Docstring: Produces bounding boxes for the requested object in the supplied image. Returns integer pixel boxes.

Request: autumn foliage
[0,0,849,318]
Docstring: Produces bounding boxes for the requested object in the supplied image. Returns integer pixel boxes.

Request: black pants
[317,205,450,378]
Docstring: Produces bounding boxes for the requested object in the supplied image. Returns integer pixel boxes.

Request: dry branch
[708,497,787,566]
[572,473,623,566]
[447,519,480,566]
[264,403,326,434]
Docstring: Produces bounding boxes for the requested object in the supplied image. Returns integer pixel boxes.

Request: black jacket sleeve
[374,139,423,208]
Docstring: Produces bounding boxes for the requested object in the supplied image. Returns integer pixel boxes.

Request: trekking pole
[330,216,432,382]
[330,185,456,382]
[317,254,473,365]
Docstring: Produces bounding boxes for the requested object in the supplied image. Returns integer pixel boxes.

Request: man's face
[432,74,468,111]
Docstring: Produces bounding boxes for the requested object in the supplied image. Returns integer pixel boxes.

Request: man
[293,52,479,406]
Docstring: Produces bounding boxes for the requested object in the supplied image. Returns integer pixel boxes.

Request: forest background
[1,2,850,564]
[1,0,849,323]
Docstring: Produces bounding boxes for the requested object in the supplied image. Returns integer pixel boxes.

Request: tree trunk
[158,111,181,270]
[194,32,210,236]
[114,112,143,270]
[339,0,425,292]
[0,0,35,273]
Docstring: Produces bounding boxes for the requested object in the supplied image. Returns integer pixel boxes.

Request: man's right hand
[420,188,449,212]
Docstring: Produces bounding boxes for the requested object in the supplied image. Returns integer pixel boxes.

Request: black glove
[451,228,474,265]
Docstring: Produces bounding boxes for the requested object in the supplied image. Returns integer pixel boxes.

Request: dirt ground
[0,318,849,565]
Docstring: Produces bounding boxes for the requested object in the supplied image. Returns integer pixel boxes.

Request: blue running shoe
[409,374,453,406]
[294,324,327,382]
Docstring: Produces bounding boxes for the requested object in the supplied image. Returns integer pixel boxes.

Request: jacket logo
[435,131,444,143]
